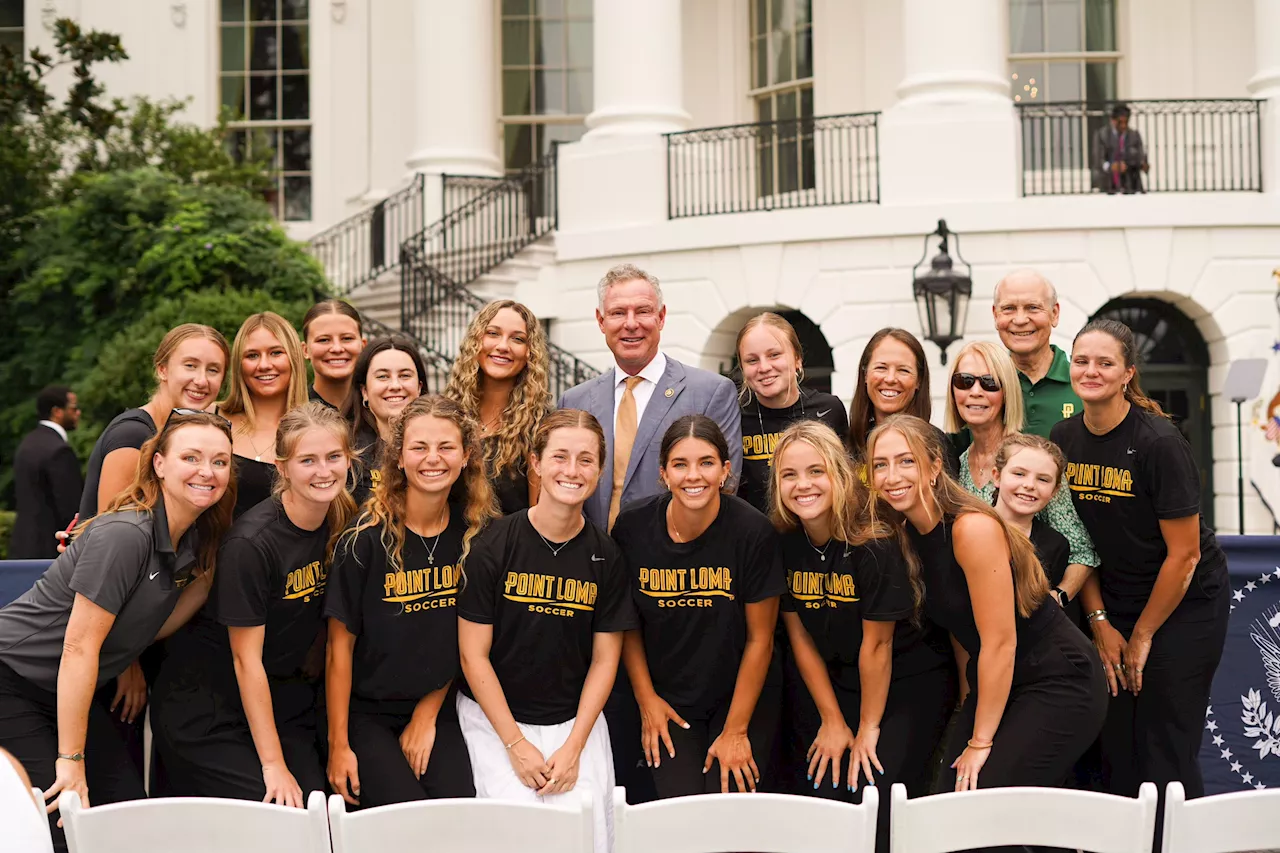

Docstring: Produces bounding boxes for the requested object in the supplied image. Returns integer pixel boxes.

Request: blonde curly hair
[443,300,551,479]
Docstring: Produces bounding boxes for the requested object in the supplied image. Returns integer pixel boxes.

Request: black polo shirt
[0,498,197,691]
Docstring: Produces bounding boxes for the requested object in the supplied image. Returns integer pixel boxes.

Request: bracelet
[966,739,993,750]
[504,735,526,751]
[57,752,85,762]
[1086,609,1108,624]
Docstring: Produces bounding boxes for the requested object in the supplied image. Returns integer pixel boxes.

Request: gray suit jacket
[558,356,743,529]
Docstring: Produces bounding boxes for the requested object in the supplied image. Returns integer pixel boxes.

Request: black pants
[0,661,146,852]
[345,698,474,807]
[936,626,1107,791]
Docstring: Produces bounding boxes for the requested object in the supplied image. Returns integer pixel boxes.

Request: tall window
[501,0,593,173]
[1008,0,1117,104]
[0,1,22,57]
[220,0,311,221]
[750,0,814,197]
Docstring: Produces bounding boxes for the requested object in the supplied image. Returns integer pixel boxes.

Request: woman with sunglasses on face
[326,396,497,807]
[736,313,847,514]
[771,421,952,853]
[303,300,366,410]
[848,328,958,477]
[945,341,1098,616]
[152,403,356,806]
[343,335,429,506]
[1051,319,1230,811]
[0,412,235,849]
[612,415,785,798]
[444,300,550,514]
[220,312,310,519]
[458,409,635,853]
[869,415,1105,792]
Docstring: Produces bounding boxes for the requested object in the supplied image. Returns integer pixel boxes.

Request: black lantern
[912,219,973,364]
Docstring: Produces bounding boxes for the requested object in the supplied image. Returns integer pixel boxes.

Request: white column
[879,0,1018,204]
[405,0,502,177]
[1248,0,1280,192]
[584,0,689,137]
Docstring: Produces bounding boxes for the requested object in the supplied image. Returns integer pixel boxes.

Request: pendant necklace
[803,529,833,562]
[412,507,450,564]
[245,432,268,463]
[530,507,576,557]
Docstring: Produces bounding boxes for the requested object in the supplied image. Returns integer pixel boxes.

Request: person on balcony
[302,300,367,411]
[1092,104,1148,194]
[444,300,551,515]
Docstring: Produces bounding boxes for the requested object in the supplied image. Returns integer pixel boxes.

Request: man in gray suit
[558,263,742,532]
[1091,103,1148,193]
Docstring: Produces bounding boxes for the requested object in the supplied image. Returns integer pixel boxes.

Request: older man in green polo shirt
[992,269,1083,437]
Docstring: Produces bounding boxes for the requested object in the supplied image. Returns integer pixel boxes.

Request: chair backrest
[1161,781,1280,853]
[328,790,594,853]
[612,786,877,853]
[60,790,330,853]
[889,782,1158,853]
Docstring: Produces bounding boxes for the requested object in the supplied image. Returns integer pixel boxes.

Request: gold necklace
[1084,401,1129,435]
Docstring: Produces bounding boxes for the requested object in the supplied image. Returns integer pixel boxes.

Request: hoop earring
[361,398,370,409]
[1122,383,1128,395]
[930,478,937,487]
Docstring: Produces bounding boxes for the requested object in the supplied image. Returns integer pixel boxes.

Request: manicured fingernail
[807,773,812,781]
[833,777,838,788]
[813,781,819,789]
[668,750,674,758]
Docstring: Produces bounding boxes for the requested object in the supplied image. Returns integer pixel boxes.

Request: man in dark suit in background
[1092,103,1148,193]
[10,386,82,559]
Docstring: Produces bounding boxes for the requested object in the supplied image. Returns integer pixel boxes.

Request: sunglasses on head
[951,373,1001,393]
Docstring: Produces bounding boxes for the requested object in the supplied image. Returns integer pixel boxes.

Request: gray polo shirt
[0,499,197,692]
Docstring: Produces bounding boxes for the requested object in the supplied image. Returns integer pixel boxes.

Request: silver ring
[957,775,967,782]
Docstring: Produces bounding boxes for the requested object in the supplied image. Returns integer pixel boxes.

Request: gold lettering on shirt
[743,432,784,463]
[284,560,327,601]
[637,565,734,608]
[1064,462,1135,504]
[788,569,859,609]
[502,571,597,617]
[382,563,461,612]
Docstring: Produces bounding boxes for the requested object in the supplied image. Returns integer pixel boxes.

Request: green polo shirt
[1020,345,1082,438]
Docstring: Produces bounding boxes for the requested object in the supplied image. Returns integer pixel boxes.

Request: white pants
[456,693,614,853]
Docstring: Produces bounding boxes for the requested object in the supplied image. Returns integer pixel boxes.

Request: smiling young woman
[343,335,429,505]
[303,300,366,410]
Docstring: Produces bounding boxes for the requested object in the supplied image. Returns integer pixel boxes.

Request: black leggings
[344,698,474,807]
[0,661,145,852]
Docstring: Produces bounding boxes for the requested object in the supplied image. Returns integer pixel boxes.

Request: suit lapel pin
[664,388,674,398]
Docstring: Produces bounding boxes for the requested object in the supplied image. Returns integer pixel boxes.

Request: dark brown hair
[848,328,932,461]
[1072,319,1167,418]
[659,415,733,493]
[342,335,429,442]
[302,299,363,340]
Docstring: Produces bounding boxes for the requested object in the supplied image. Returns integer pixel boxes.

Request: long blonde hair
[219,312,309,429]
[866,414,1049,618]
[943,340,1026,434]
[443,300,550,478]
[343,396,498,577]
[270,402,359,563]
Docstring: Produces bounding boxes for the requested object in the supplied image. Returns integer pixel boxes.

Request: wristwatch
[1052,587,1069,607]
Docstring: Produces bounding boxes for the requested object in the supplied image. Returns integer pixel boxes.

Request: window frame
[748,0,815,198]
[1007,0,1120,105]
[0,0,23,58]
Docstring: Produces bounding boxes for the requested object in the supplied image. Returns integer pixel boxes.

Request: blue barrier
[0,560,51,608]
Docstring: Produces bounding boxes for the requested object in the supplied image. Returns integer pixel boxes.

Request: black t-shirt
[738,389,849,513]
[79,408,156,521]
[779,531,950,691]
[485,437,531,516]
[308,385,339,410]
[611,494,786,717]
[209,497,330,679]
[232,456,276,520]
[1051,408,1228,621]
[457,510,636,725]
[352,433,384,508]
[1028,518,1069,588]
[326,510,466,713]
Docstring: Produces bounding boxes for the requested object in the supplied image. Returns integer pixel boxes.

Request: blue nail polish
[807,773,812,781]
[833,777,838,788]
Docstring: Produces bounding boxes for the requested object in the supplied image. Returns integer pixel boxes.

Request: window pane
[220,0,245,23]
[280,0,308,21]
[281,73,308,119]
[536,0,564,15]
[800,85,814,117]
[536,69,565,115]
[770,30,794,85]
[503,0,532,15]
[504,123,533,170]
[771,0,788,29]
[567,21,591,67]
[503,69,533,115]
[565,0,591,17]
[1085,0,1115,50]
[282,127,311,171]
[753,0,767,38]
[220,75,247,117]
[1046,0,1082,52]
[281,24,307,69]
[777,88,798,123]
[1009,0,1044,53]
[1085,60,1116,103]
[0,0,23,27]
[757,96,773,123]
[262,128,282,170]
[536,20,565,67]
[796,25,812,79]
[503,19,531,65]
[0,30,21,56]
[250,25,278,71]
[283,175,311,221]
[249,0,278,23]
[795,0,811,26]
[1010,60,1042,103]
[753,37,767,90]
[221,25,246,71]
[567,70,591,114]
[1047,60,1082,102]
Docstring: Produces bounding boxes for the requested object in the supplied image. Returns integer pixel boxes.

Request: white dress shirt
[613,351,667,433]
[39,419,67,443]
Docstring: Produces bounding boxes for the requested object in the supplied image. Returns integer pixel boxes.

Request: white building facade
[12,0,1280,532]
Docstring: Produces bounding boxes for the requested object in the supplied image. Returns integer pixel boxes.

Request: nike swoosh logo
[816,409,832,418]
[148,570,161,580]
[590,555,606,562]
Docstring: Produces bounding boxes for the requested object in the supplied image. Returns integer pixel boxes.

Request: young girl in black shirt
[1051,319,1230,808]
[326,395,497,806]
[458,409,635,853]
[152,402,356,806]
[343,336,427,506]
[612,415,786,798]
[869,414,1105,791]
[770,421,952,852]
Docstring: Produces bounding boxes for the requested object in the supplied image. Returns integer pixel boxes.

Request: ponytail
[1074,318,1169,418]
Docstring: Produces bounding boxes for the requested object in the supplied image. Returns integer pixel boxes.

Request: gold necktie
[609,376,644,531]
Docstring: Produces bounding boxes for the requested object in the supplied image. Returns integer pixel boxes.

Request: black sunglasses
[951,373,1001,393]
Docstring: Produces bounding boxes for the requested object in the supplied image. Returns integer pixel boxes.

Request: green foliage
[0,511,12,560]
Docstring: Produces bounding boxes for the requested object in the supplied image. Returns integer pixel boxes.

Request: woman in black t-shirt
[868,414,1105,792]
[342,336,427,506]
[770,421,952,851]
[612,415,786,798]
[458,409,635,853]
[1051,319,1230,804]
[735,312,848,513]
[302,300,366,410]
[326,395,498,806]
[152,402,357,806]
[444,300,550,515]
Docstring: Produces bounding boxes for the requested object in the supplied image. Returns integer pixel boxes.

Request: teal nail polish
[807,773,812,781]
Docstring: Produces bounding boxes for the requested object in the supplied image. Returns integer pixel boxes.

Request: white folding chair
[1161,781,1280,853]
[19,786,55,853]
[60,789,330,853]
[327,790,594,853]
[612,786,878,853]
[889,782,1159,853]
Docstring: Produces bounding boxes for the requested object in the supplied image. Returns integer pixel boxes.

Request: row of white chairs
[27,781,1280,853]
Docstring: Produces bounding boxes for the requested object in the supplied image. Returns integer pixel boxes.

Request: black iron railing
[665,112,880,218]
[442,174,507,223]
[1018,99,1263,196]
[308,173,428,295]
[356,312,456,383]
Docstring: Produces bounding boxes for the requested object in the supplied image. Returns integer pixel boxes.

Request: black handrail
[665,111,881,218]
[308,173,428,295]
[1017,99,1263,195]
